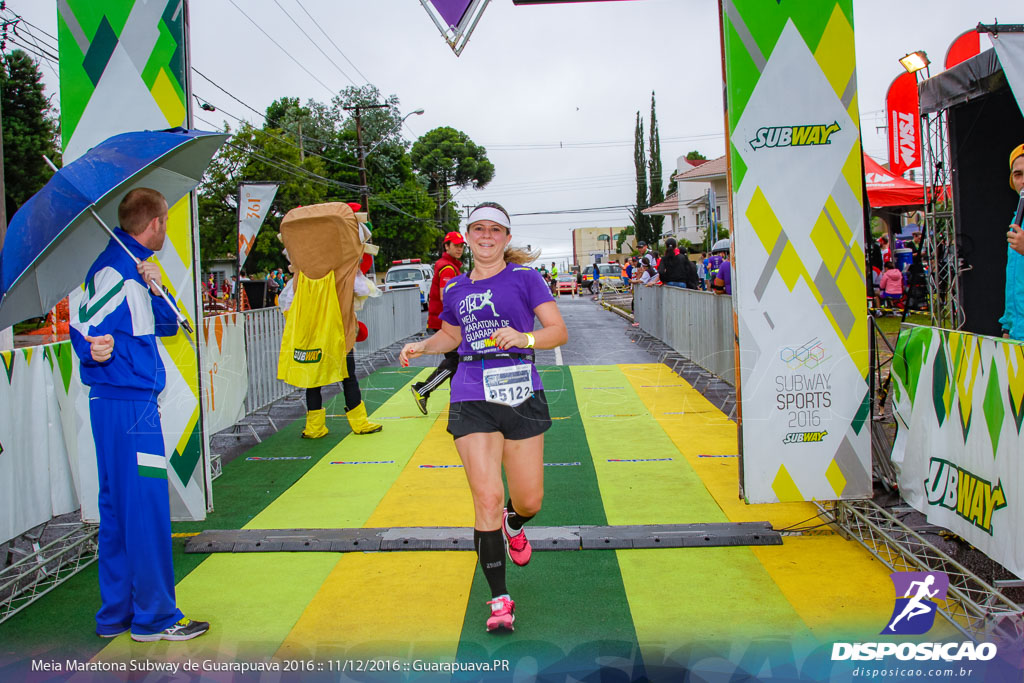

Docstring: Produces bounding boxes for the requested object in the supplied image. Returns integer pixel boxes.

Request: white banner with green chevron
[891,326,1024,577]
[58,0,209,521]
[723,0,871,503]
[0,343,83,544]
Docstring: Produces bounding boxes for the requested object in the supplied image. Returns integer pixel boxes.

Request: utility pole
[343,103,389,212]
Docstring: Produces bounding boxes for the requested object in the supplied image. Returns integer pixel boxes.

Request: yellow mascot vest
[277,271,348,387]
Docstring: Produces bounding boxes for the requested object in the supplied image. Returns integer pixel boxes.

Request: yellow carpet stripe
[95,371,437,664]
[621,363,957,640]
[278,383,477,659]
[571,364,810,650]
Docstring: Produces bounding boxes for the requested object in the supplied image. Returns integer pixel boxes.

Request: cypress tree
[648,91,664,244]
[632,111,649,246]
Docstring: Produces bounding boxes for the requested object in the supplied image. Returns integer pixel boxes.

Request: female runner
[399,202,567,631]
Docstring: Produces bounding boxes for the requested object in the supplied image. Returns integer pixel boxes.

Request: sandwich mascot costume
[277,201,382,438]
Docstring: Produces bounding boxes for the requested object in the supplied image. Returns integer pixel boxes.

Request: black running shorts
[447,391,551,440]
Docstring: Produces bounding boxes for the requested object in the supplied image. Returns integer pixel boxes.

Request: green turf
[0,368,414,664]
[454,367,645,677]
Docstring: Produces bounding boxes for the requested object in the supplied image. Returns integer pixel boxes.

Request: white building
[643,154,731,250]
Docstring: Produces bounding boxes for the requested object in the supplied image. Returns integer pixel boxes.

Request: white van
[381,259,432,310]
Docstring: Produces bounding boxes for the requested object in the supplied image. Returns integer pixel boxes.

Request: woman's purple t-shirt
[439,263,554,402]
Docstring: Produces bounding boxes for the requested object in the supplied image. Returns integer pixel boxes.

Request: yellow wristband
[524,332,536,348]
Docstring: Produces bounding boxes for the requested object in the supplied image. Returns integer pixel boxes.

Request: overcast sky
[6,0,1020,268]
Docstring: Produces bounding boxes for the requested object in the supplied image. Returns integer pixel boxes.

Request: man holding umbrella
[69,188,209,642]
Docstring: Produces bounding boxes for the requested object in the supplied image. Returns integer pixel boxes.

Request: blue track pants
[90,397,183,636]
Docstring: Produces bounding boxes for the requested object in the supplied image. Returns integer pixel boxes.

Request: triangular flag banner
[430,0,473,28]
[419,0,492,56]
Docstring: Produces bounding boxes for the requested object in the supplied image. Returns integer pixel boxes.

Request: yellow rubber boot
[346,401,382,435]
[301,408,328,439]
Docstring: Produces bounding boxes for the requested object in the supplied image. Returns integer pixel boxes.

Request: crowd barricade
[633,286,736,384]
[356,289,422,354]
[0,289,422,545]
[241,306,288,414]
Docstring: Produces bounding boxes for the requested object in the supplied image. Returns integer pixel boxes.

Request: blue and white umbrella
[0,127,228,333]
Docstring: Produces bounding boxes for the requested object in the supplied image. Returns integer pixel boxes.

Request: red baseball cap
[444,231,465,245]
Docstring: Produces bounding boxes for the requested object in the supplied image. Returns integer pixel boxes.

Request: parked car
[556,272,578,295]
[582,263,625,290]
[381,259,432,310]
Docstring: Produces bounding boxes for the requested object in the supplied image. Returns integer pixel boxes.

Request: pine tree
[648,91,664,244]
[632,111,650,246]
[1,50,60,218]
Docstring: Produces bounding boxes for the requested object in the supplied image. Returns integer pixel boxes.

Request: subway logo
[749,122,841,150]
[293,348,323,364]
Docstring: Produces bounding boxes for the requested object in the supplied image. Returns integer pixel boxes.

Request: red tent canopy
[864,154,927,208]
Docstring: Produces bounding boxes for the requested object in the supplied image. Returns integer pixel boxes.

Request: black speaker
[948,84,1024,336]
[241,280,269,309]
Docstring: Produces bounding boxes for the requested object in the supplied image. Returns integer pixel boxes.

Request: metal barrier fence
[241,289,421,413]
[242,306,289,413]
[355,289,422,354]
[633,286,736,384]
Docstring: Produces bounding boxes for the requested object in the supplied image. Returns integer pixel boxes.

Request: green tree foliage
[1,50,60,218]
[631,111,650,245]
[648,92,664,244]
[410,127,494,231]
[685,150,707,161]
[369,178,440,265]
[616,225,635,253]
[197,122,330,274]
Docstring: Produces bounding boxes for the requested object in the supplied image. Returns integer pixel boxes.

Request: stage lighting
[899,51,930,74]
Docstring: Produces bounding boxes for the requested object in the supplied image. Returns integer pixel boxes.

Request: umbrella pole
[41,156,194,340]
[86,207,195,339]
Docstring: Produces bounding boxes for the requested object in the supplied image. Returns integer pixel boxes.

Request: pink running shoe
[503,509,532,566]
[486,595,515,632]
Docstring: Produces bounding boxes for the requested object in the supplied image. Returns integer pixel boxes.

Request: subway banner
[891,327,1024,577]
[58,0,210,520]
[723,1,871,502]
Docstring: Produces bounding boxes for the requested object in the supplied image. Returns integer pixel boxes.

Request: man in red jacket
[411,231,466,413]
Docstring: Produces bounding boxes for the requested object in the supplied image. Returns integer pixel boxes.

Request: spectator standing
[713,246,733,295]
[657,238,699,289]
[69,188,209,642]
[1000,143,1024,340]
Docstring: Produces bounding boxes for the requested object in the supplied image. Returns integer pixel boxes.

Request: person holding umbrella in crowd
[69,188,209,642]
[399,202,567,632]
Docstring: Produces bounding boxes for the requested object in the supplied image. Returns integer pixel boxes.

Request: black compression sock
[474,529,507,598]
[505,499,534,532]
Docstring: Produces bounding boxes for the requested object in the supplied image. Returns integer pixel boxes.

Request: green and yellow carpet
[0,364,957,679]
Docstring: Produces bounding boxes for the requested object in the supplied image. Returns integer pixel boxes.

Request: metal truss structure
[0,521,98,625]
[818,499,1023,644]
[920,108,964,330]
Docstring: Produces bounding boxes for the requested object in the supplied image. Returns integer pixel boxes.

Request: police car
[381,259,432,310]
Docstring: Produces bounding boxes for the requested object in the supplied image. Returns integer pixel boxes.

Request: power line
[225,0,340,98]
[292,0,372,85]
[193,91,363,171]
[271,0,357,87]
